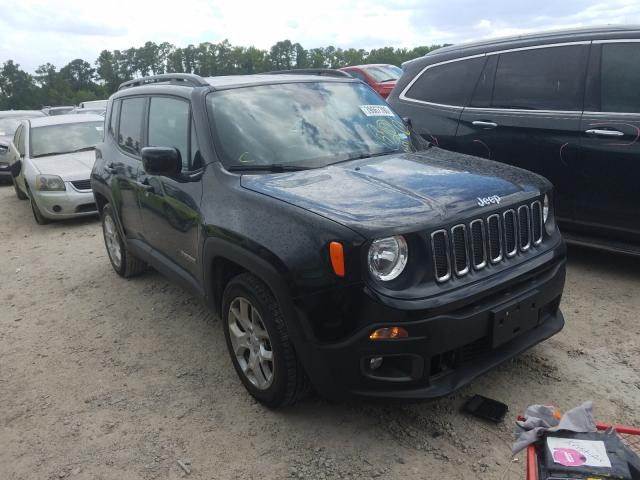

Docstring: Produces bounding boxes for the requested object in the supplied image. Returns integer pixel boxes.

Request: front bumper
[32,184,98,220]
[295,253,566,401]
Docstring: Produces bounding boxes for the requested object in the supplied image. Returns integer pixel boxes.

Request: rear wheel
[101,204,147,277]
[12,177,27,200]
[222,273,309,408]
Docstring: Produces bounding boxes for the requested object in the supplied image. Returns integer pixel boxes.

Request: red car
[339,64,403,98]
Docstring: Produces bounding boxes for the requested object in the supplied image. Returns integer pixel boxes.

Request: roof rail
[118,73,210,90]
[265,68,353,78]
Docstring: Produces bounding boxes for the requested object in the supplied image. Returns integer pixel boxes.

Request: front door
[110,97,146,238]
[138,96,203,278]
[574,40,640,242]
[457,43,590,224]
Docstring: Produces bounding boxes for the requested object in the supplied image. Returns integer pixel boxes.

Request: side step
[563,231,640,257]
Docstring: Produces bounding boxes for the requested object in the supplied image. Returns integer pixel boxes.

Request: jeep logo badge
[477,195,501,207]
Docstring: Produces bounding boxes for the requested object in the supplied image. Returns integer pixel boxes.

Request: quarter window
[600,43,640,113]
[109,99,120,139]
[148,97,190,170]
[117,97,145,156]
[14,125,24,155]
[492,45,588,111]
[404,56,486,106]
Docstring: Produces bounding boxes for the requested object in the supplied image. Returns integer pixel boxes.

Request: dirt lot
[0,183,639,480]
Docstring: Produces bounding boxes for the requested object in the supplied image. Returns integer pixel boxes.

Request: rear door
[457,43,590,224]
[396,55,486,150]
[576,40,640,242]
[110,96,146,237]
[138,95,203,278]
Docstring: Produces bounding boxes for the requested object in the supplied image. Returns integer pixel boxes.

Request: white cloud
[0,0,639,73]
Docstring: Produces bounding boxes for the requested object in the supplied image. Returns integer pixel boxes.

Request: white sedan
[7,114,104,224]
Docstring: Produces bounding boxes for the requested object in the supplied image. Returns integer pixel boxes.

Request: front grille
[71,179,92,191]
[431,200,544,282]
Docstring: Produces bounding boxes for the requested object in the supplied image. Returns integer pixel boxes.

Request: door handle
[585,129,624,137]
[135,179,155,193]
[105,163,117,174]
[472,120,498,129]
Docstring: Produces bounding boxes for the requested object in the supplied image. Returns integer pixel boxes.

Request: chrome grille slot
[431,230,451,282]
[518,205,531,251]
[430,201,544,283]
[487,214,503,263]
[71,179,92,191]
[469,219,486,270]
[531,201,543,245]
[451,224,469,276]
[503,209,517,257]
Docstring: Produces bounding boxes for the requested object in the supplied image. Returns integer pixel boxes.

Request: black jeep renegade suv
[91,73,566,407]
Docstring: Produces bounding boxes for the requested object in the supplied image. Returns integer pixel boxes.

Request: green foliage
[0,39,448,110]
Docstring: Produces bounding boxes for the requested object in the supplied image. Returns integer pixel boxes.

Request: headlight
[368,235,408,281]
[36,174,66,191]
[543,194,550,224]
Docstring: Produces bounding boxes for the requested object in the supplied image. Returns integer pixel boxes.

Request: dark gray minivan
[389,26,640,255]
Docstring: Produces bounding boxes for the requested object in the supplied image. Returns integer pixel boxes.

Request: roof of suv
[404,25,640,67]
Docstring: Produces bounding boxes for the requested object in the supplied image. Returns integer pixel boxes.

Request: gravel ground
[1,183,639,480]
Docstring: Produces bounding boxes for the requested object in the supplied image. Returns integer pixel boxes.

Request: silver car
[6,114,104,224]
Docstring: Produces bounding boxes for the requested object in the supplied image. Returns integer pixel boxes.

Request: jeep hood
[240,148,549,238]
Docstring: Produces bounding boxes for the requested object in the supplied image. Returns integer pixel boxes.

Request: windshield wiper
[227,164,311,173]
[32,146,96,158]
[378,78,396,83]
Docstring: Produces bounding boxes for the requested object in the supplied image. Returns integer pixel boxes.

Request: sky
[0,0,639,73]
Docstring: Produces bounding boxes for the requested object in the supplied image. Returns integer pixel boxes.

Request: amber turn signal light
[329,241,345,277]
[369,326,409,340]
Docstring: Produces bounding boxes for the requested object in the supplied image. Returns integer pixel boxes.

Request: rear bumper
[295,254,566,401]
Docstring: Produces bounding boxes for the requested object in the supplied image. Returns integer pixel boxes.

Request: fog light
[52,205,62,212]
[369,357,383,370]
[369,326,408,340]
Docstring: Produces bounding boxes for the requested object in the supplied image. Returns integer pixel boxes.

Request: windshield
[209,82,417,169]
[0,118,26,136]
[31,121,104,157]
[364,65,402,83]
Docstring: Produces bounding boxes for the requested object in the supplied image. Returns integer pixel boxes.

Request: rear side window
[601,43,640,113]
[404,56,486,106]
[108,100,120,138]
[16,125,25,156]
[117,97,145,156]
[492,45,588,111]
[148,97,190,170]
[13,125,23,154]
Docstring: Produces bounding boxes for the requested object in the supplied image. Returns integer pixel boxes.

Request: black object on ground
[463,394,508,423]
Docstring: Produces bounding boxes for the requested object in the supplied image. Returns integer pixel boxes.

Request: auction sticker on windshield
[360,105,395,117]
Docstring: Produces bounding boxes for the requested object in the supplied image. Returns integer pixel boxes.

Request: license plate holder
[492,292,541,348]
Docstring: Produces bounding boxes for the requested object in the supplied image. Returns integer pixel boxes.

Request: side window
[492,45,588,111]
[404,56,486,106]
[117,97,145,156]
[600,43,640,113]
[148,97,190,170]
[190,118,203,170]
[108,99,121,138]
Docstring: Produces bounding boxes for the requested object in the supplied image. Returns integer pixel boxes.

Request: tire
[101,203,147,277]
[222,273,309,408]
[29,194,51,225]
[12,176,27,200]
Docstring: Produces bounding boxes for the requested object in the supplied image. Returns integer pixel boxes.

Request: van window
[117,97,145,156]
[148,97,190,170]
[492,45,588,111]
[404,56,485,107]
[601,43,640,113]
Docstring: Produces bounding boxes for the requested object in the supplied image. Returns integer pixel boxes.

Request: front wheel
[222,273,309,408]
[12,176,27,200]
[101,204,147,277]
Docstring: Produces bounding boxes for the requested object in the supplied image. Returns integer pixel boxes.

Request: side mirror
[141,147,181,177]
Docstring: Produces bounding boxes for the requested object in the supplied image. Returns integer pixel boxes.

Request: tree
[0,60,41,109]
